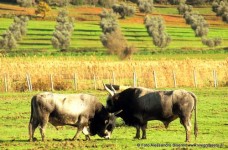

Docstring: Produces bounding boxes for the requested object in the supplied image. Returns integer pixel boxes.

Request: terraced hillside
[0,3,228,55]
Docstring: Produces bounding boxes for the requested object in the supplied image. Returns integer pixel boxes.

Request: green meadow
[0,88,227,149]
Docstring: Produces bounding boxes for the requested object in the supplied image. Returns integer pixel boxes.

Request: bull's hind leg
[39,116,49,141]
[180,117,192,142]
[29,119,39,142]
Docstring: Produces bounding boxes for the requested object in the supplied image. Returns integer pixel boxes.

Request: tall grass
[0,57,227,92]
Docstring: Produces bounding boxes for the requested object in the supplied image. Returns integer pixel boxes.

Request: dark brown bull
[104,85,198,142]
[29,92,115,141]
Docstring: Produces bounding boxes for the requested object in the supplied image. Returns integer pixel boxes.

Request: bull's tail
[189,92,198,140]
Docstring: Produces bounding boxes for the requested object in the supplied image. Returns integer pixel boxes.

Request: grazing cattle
[104,85,198,142]
[28,92,116,142]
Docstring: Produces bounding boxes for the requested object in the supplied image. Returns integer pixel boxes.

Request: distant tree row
[130,0,213,5]
[99,9,136,59]
[178,3,222,47]
[0,16,29,51]
[14,0,117,7]
[212,0,228,23]
[144,16,171,48]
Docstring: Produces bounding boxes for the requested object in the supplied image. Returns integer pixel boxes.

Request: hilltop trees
[0,16,29,51]
[144,16,171,48]
[100,9,136,59]
[51,10,74,51]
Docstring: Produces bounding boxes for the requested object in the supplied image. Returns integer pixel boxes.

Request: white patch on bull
[54,94,88,116]
[104,130,111,139]
[82,126,90,135]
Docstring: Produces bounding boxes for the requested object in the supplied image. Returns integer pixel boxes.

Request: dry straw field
[0,57,227,92]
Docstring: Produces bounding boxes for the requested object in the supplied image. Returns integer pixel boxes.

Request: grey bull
[29,92,115,141]
[104,85,198,142]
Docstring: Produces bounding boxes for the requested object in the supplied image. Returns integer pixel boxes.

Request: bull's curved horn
[110,84,117,93]
[114,110,123,116]
[103,82,114,96]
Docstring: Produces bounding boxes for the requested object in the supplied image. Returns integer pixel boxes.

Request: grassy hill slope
[0,3,228,56]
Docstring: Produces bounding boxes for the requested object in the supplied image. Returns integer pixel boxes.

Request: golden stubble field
[0,56,227,92]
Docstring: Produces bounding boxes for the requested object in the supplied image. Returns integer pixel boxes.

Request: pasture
[0,88,227,149]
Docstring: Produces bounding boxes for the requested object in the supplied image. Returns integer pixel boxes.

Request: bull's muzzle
[104,130,111,139]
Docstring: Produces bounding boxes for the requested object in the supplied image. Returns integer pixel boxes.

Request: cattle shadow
[0,139,29,143]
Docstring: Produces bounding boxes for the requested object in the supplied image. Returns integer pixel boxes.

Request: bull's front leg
[141,122,147,139]
[72,126,83,140]
[134,125,140,139]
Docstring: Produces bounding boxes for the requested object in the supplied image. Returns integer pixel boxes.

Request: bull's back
[53,93,97,116]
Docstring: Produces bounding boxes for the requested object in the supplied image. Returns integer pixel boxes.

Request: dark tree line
[0,16,29,51]
[99,9,136,59]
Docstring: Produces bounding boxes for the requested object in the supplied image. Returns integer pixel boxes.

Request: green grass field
[0,88,227,149]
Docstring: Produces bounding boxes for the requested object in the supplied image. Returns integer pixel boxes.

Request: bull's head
[103,83,123,115]
[89,104,116,139]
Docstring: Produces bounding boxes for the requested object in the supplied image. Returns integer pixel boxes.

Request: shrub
[137,0,154,13]
[35,1,51,19]
[17,0,33,7]
[202,37,222,47]
[112,3,135,19]
[177,3,192,14]
[98,0,116,8]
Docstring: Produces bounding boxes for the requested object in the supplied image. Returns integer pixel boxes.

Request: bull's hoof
[29,137,37,142]
[133,136,140,139]
[141,137,147,139]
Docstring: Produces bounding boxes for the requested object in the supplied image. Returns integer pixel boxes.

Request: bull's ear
[105,120,109,124]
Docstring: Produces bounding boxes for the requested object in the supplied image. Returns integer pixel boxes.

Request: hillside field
[0,3,228,56]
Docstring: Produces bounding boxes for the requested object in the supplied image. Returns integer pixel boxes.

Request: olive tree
[51,10,74,51]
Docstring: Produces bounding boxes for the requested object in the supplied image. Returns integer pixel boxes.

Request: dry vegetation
[0,57,227,92]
